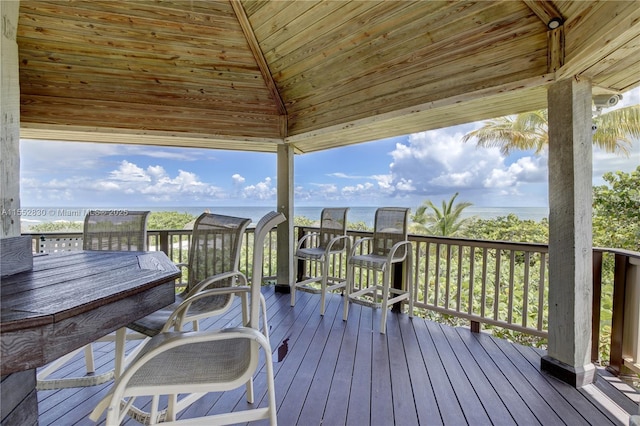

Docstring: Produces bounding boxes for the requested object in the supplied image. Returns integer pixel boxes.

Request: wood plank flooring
[37,286,638,425]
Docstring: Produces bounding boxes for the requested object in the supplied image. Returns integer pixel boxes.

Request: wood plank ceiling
[16,0,640,154]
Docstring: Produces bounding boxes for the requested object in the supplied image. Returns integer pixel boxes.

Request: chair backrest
[249,211,286,329]
[318,207,349,250]
[186,213,251,292]
[371,207,410,260]
[83,211,150,251]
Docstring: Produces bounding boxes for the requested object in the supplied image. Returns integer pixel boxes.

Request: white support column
[541,77,595,387]
[275,144,294,293]
[1,0,22,239]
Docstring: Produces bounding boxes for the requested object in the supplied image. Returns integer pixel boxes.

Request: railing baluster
[481,248,488,318]
[424,242,431,305]
[468,246,475,316]
[523,252,530,329]
[445,244,451,309]
[538,253,546,332]
[434,243,441,308]
[456,245,463,312]
[494,249,501,321]
[508,251,515,324]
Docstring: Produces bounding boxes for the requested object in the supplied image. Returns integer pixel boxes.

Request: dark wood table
[1,250,180,424]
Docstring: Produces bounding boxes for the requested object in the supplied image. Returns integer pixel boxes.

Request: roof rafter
[523,0,563,29]
[230,0,288,138]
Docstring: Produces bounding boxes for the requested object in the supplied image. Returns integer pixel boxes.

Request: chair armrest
[186,270,248,297]
[164,285,251,332]
[349,237,373,257]
[174,262,190,287]
[324,234,351,253]
[296,232,319,250]
[386,240,412,264]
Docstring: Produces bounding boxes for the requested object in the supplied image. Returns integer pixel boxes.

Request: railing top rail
[298,226,550,252]
[593,247,640,260]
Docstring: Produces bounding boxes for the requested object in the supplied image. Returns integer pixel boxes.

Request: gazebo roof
[16,0,640,153]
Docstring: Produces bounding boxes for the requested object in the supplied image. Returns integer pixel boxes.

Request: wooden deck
[37,286,639,425]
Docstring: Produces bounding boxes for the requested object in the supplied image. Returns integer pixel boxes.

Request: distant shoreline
[19,205,549,231]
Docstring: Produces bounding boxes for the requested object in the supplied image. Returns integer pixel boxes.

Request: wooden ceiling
[16,1,640,154]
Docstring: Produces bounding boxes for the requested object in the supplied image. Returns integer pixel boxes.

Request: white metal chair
[36,210,150,390]
[90,211,285,425]
[113,213,252,379]
[291,207,350,315]
[343,207,414,334]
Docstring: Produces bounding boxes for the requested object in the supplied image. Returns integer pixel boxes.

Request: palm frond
[593,105,640,156]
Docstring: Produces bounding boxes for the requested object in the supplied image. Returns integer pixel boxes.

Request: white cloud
[109,161,151,182]
[242,177,276,200]
[341,182,375,197]
[232,174,245,185]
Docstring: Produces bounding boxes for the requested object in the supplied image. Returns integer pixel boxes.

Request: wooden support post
[296,227,305,282]
[541,77,595,388]
[159,230,170,256]
[275,144,293,293]
[1,370,39,426]
[1,0,22,239]
[608,254,629,375]
[1,6,38,422]
[391,262,404,312]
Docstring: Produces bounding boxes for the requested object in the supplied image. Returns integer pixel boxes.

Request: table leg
[1,369,39,425]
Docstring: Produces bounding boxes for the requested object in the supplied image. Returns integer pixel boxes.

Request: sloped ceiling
[16,0,640,153]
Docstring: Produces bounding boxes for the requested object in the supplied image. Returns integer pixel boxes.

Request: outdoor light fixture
[547,17,563,29]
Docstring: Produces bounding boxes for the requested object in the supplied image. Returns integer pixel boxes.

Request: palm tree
[461,105,639,156]
[411,192,473,236]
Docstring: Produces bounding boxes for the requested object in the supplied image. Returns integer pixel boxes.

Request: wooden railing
[28,227,278,281]
[298,228,549,337]
[594,248,640,375]
[26,227,640,375]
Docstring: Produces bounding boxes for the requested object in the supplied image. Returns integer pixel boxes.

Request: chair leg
[260,293,270,341]
[246,377,254,404]
[83,344,95,374]
[150,395,160,425]
[114,327,127,379]
[320,260,330,316]
[380,270,390,335]
[291,256,298,307]
[343,264,352,321]
[407,256,414,318]
[167,394,178,422]
[264,338,278,426]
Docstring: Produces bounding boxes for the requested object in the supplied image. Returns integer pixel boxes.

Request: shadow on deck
[38,286,639,425]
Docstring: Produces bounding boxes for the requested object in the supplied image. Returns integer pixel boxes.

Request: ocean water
[19,205,548,231]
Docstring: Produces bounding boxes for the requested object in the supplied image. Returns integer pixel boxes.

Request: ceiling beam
[523,0,563,29]
[20,125,283,153]
[230,0,288,134]
[523,1,565,75]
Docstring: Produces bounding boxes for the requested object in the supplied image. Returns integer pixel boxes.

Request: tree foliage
[147,211,196,230]
[461,105,639,156]
[29,221,83,232]
[411,192,473,236]
[465,214,549,243]
[592,166,640,251]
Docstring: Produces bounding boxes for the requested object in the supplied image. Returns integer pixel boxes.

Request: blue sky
[20,88,639,210]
